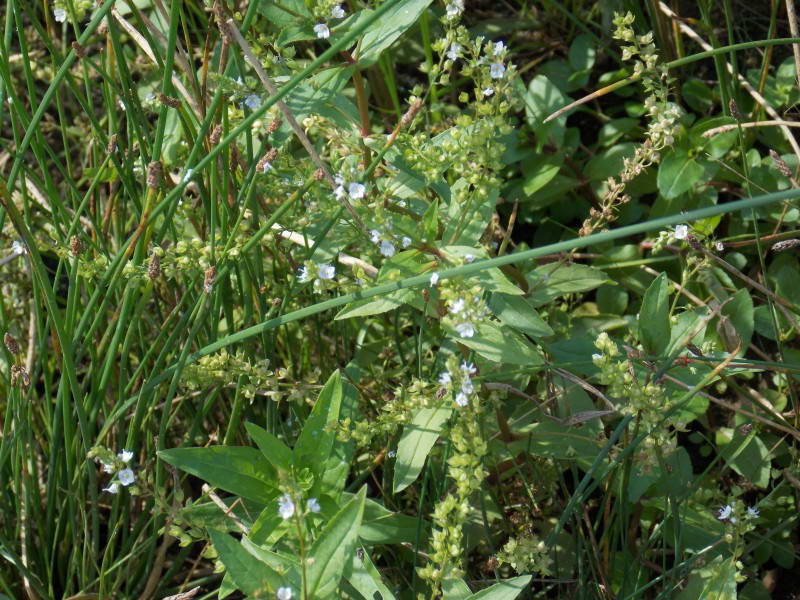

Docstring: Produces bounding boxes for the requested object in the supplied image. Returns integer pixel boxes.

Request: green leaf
[468,576,531,599]
[568,34,595,72]
[521,155,562,197]
[523,75,570,147]
[209,529,283,598]
[359,497,423,544]
[357,0,434,67]
[527,263,611,307]
[345,547,397,600]
[721,288,754,354]
[334,289,415,319]
[718,429,771,488]
[487,293,554,338]
[294,371,343,493]
[676,556,737,600]
[657,147,707,199]
[639,272,670,356]
[442,578,473,599]
[446,321,544,365]
[442,246,523,296]
[305,486,367,598]
[423,198,439,241]
[158,447,276,504]
[245,422,293,472]
[393,406,451,493]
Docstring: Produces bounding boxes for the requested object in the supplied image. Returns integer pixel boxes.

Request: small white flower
[262,161,273,173]
[380,240,396,257]
[11,241,26,256]
[182,168,193,183]
[348,182,366,199]
[118,468,135,486]
[402,236,412,248]
[370,229,381,244]
[482,88,494,97]
[318,264,336,280]
[454,392,469,407]
[429,272,439,286]
[313,23,330,39]
[493,41,506,56]
[445,0,464,17]
[103,482,120,494]
[102,462,115,474]
[298,266,310,283]
[306,498,321,513]
[387,450,396,458]
[461,378,474,395]
[592,353,603,362]
[455,321,475,338]
[460,362,477,375]
[438,371,452,385]
[118,450,134,463]
[331,4,346,18]
[449,298,465,314]
[446,43,461,61]
[278,494,295,520]
[746,506,759,519]
[244,94,261,110]
[464,254,475,263]
[674,224,689,240]
[715,241,724,252]
[334,185,346,199]
[276,587,293,600]
[489,63,506,79]
[717,504,732,520]
[54,7,67,22]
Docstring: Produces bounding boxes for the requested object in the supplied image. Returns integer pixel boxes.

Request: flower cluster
[437,358,479,408]
[312,2,346,39]
[51,0,92,23]
[497,534,553,576]
[181,349,280,400]
[439,282,489,339]
[297,261,336,289]
[88,446,138,494]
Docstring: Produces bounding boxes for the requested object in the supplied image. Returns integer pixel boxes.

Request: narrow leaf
[393,406,451,493]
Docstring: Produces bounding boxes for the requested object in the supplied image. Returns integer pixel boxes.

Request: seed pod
[771,238,800,252]
[770,150,793,178]
[146,161,162,189]
[159,93,180,108]
[266,117,282,134]
[148,253,161,280]
[4,332,19,355]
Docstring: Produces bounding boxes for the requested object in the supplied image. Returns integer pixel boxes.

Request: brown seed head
[148,253,161,280]
[210,124,223,145]
[159,93,180,108]
[771,238,800,252]
[4,332,19,355]
[204,265,217,294]
[267,117,282,134]
[107,134,118,154]
[146,161,162,189]
[770,150,793,178]
[71,41,87,58]
[70,235,83,257]
[314,168,325,181]
[729,99,742,121]
[401,98,423,128]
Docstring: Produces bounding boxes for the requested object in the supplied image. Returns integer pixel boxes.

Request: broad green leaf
[245,422,293,472]
[676,556,737,600]
[357,0,434,67]
[209,529,283,598]
[720,288,754,354]
[523,75,570,147]
[257,0,311,28]
[359,496,422,544]
[718,429,771,488]
[305,486,367,598]
[446,321,544,365]
[527,263,611,307]
[393,406,451,493]
[443,578,473,599]
[334,289,415,320]
[345,547,397,600]
[657,147,707,199]
[568,34,595,71]
[488,293,554,338]
[639,272,670,356]
[468,576,531,599]
[294,371,343,494]
[444,179,497,245]
[158,447,276,504]
[521,155,562,197]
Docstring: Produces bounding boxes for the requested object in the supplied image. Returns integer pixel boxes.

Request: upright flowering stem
[342,52,373,166]
[292,506,308,600]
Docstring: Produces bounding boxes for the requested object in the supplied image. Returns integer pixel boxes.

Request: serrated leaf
[158,447,276,504]
[305,487,367,598]
[393,406,451,493]
[639,272,670,356]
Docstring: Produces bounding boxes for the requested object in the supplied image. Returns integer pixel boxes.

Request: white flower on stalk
[489,63,506,79]
[715,241,724,252]
[313,24,330,39]
[446,43,461,61]
[674,224,689,240]
[717,504,732,520]
[369,229,381,244]
[464,254,475,263]
[438,371,452,385]
[379,240,396,258]
[318,264,336,280]
[454,392,469,407]
[449,298,465,314]
[429,272,439,286]
[118,468,135,487]
[455,321,475,338]
[348,182,366,199]
[54,7,67,22]
[482,88,494,97]
[244,94,261,110]
[276,587,293,600]
[445,0,464,17]
[746,506,760,519]
[493,41,506,56]
[334,185,346,200]
[460,362,476,375]
[103,482,120,494]
[278,494,295,520]
[298,266,310,283]
[262,161,273,173]
[306,498,321,513]
[102,462,115,474]
[401,236,412,248]
[461,378,474,395]
[11,241,26,256]
[331,4,345,18]
[118,450,134,463]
